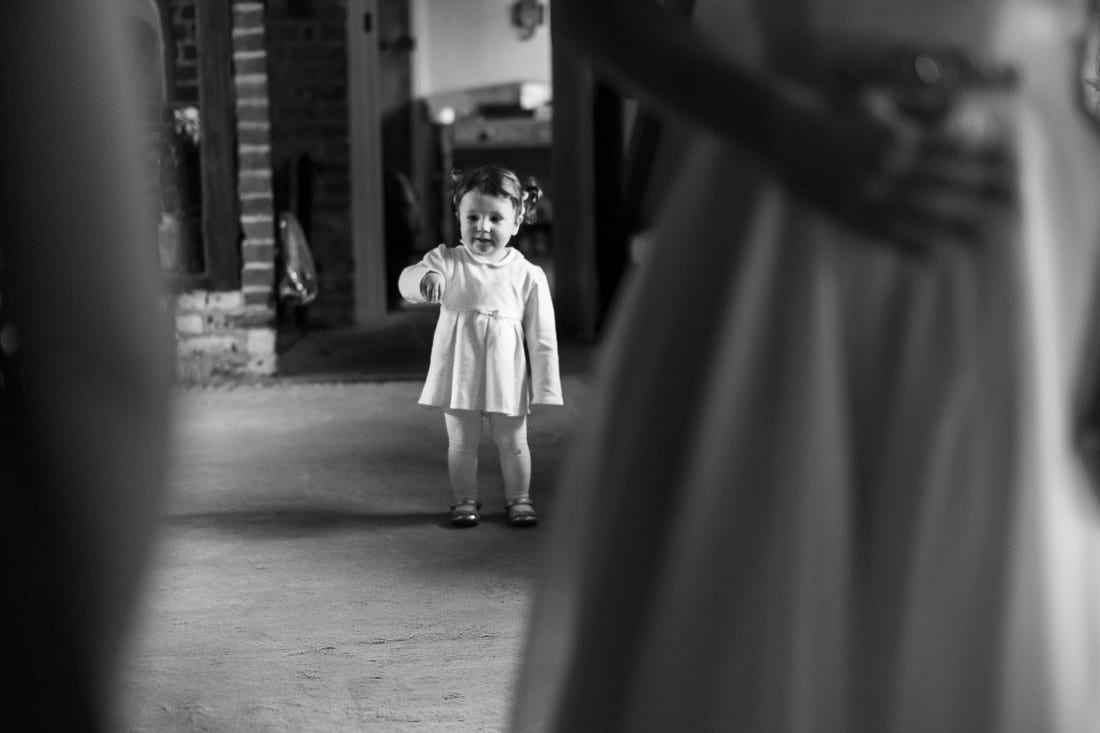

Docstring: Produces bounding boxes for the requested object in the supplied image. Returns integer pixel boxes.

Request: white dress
[399,244,563,416]
[513,1,1100,731]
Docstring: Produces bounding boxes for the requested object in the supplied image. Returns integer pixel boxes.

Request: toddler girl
[398,165,563,527]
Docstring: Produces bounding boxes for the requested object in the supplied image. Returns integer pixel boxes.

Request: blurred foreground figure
[514,0,1100,731]
[1,4,173,731]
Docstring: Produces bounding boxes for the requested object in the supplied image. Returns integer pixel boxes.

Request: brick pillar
[173,0,279,383]
[232,0,277,374]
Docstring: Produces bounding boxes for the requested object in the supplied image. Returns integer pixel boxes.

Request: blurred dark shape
[385,168,425,308]
[1,3,173,731]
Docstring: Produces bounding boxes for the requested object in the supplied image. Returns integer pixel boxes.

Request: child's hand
[420,272,445,303]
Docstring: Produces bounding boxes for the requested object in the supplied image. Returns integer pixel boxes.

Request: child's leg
[488,413,531,503]
[444,408,482,501]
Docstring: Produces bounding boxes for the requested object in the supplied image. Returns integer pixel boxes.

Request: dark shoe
[506,499,538,528]
[450,499,481,527]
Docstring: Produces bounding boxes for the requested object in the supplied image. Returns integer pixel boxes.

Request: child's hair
[450,165,543,225]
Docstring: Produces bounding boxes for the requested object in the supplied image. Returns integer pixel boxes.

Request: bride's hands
[767,85,1017,252]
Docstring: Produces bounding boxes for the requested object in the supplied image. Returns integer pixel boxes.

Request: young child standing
[399,165,563,528]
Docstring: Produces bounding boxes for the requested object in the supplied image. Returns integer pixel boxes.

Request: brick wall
[161,0,199,245]
[165,0,360,380]
[266,0,354,326]
[174,291,275,381]
[234,1,278,314]
[172,0,279,382]
[170,0,198,104]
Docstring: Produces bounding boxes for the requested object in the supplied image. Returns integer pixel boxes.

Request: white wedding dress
[513,1,1100,731]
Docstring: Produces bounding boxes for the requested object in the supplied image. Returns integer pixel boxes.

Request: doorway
[346,0,424,322]
[347,0,554,323]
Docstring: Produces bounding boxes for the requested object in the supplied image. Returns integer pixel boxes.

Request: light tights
[443,409,531,503]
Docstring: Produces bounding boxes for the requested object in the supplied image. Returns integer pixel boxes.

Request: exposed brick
[206,291,245,311]
[240,198,275,219]
[175,87,199,105]
[204,313,232,331]
[232,30,266,53]
[239,149,272,170]
[233,54,269,76]
[246,355,278,376]
[296,123,347,140]
[268,22,313,43]
[175,349,258,383]
[235,74,269,92]
[242,266,275,289]
[239,141,272,156]
[238,126,272,146]
[322,179,351,197]
[319,142,350,160]
[265,0,354,325]
[244,289,273,308]
[242,241,276,263]
[247,328,277,356]
[237,91,270,104]
[242,219,275,241]
[176,313,205,335]
[242,214,275,234]
[219,309,275,330]
[233,5,264,27]
[279,105,319,124]
[313,3,345,21]
[287,43,342,63]
[175,357,210,383]
[235,307,276,328]
[294,82,345,102]
[176,291,208,311]
[319,22,346,42]
[238,103,272,124]
[239,171,273,196]
[178,335,241,357]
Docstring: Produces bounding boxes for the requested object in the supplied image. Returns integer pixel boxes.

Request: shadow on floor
[164,507,447,534]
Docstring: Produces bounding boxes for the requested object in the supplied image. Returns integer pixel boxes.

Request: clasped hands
[768,85,1017,253]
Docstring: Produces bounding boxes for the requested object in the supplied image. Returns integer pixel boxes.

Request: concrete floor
[119,359,591,730]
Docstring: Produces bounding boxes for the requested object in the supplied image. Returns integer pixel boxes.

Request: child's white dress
[399,244,563,416]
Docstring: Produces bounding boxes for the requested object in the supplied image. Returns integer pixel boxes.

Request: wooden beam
[593,82,625,330]
[196,0,240,290]
[347,0,388,324]
[550,25,599,341]
[619,0,696,237]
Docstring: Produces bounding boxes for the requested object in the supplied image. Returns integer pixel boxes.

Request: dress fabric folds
[400,244,563,416]
[513,1,1100,731]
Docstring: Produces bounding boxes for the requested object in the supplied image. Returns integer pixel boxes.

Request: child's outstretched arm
[398,245,449,304]
[523,268,564,406]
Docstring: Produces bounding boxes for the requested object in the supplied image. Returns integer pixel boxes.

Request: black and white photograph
[4,1,1100,731]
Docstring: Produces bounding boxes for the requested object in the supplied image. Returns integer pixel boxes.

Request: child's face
[457,191,521,261]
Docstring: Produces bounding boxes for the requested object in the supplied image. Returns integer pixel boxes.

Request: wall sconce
[510,0,545,41]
